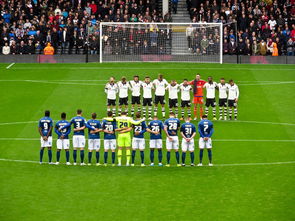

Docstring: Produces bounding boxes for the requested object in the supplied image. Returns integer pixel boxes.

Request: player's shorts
[219,98,227,107]
[73,135,86,148]
[104,139,116,150]
[154,95,165,105]
[57,139,70,150]
[166,136,179,150]
[228,99,237,107]
[181,138,195,152]
[107,99,116,106]
[205,98,216,107]
[193,96,204,104]
[131,96,141,105]
[132,137,145,150]
[199,137,212,149]
[149,139,163,149]
[117,133,131,147]
[143,98,152,106]
[88,139,100,151]
[169,99,178,108]
[181,100,191,107]
[119,97,128,106]
[40,136,52,147]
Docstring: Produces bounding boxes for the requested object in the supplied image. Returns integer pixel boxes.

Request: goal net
[100,22,223,63]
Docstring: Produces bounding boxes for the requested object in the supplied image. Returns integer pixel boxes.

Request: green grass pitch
[0,62,294,221]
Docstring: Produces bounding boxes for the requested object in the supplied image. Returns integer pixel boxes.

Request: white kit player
[166,80,179,118]
[105,77,118,117]
[217,78,229,120]
[203,76,218,120]
[179,79,192,120]
[117,76,130,116]
[153,74,169,118]
[129,75,143,117]
[142,76,154,120]
[228,79,240,120]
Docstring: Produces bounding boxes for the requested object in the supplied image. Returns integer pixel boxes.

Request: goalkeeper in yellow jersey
[103,112,145,166]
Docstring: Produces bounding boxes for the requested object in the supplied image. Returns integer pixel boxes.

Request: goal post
[100,22,223,63]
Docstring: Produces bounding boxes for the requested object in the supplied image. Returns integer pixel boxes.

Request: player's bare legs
[161,104,165,118]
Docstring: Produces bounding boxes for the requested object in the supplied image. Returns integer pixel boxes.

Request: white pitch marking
[6,63,15,69]
[0,158,294,167]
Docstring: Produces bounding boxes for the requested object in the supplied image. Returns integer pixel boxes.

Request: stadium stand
[0,0,294,56]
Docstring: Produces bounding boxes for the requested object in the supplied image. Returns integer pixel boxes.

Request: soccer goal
[99,22,223,63]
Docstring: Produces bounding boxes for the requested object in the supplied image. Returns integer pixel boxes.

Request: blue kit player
[38,110,53,164]
[146,116,164,166]
[102,111,117,166]
[131,112,147,167]
[180,117,197,166]
[198,115,214,166]
[86,113,102,166]
[55,112,71,165]
[164,112,181,167]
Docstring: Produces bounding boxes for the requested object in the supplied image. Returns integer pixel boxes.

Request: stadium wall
[0,55,294,64]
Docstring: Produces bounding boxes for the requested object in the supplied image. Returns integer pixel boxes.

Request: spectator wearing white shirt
[2,42,10,55]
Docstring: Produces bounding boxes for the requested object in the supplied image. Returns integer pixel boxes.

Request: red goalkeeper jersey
[189,79,206,97]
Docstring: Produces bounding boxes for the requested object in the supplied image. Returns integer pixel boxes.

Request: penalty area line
[6,63,15,69]
[0,158,294,167]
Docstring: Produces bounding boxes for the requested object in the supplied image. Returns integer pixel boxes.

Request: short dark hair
[92,113,97,119]
[134,75,139,78]
[202,115,208,119]
[183,78,188,81]
[229,79,234,83]
[145,76,150,79]
[107,111,113,117]
[61,112,66,119]
[45,110,50,117]
[121,111,127,115]
[220,77,225,80]
[77,109,82,114]
[169,112,175,116]
[135,112,141,118]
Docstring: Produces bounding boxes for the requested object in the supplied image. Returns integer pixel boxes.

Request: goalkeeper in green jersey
[103,112,145,166]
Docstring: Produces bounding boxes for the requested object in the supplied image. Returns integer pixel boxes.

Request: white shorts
[104,139,117,150]
[40,136,52,147]
[199,138,212,149]
[57,139,70,150]
[88,139,101,151]
[73,135,85,148]
[132,137,145,150]
[181,138,195,152]
[150,139,162,149]
[166,136,179,150]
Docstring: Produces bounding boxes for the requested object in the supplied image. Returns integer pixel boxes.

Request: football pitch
[0,62,294,221]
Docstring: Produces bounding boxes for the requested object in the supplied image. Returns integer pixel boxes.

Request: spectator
[44,43,54,55]
[186,25,194,51]
[172,0,179,14]
[286,39,294,56]
[2,42,10,55]
[228,38,237,55]
[272,43,278,56]
[259,40,267,56]
[200,35,209,54]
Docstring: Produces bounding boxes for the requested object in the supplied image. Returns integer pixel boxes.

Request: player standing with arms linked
[217,78,229,120]
[117,77,130,116]
[38,110,53,164]
[129,75,143,117]
[153,74,169,118]
[146,116,164,166]
[55,112,71,165]
[198,115,214,166]
[180,117,196,166]
[105,77,118,117]
[189,74,207,120]
[180,79,192,120]
[203,76,218,120]
[142,76,154,120]
[164,112,181,167]
[166,80,179,118]
[228,79,239,120]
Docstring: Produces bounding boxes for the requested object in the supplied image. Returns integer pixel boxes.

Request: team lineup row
[38,109,214,167]
[104,73,240,121]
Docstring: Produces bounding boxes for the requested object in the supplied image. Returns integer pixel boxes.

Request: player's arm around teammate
[38,110,53,164]
[105,77,118,117]
[180,117,196,166]
[227,79,239,120]
[153,74,169,118]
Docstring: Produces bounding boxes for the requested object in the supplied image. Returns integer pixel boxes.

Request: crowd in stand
[187,0,295,56]
[0,0,294,56]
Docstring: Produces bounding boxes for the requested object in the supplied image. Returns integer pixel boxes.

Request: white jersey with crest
[180,84,192,101]
[217,83,229,99]
[105,83,118,100]
[204,82,217,99]
[153,79,169,96]
[166,84,179,99]
[129,80,143,96]
[117,81,130,98]
[142,82,154,99]
[228,84,239,100]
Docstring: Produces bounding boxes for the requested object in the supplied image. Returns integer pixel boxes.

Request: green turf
[0,63,295,221]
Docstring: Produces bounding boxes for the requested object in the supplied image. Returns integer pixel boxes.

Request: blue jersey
[148,120,164,140]
[164,118,180,136]
[55,120,71,139]
[86,119,101,139]
[198,119,214,138]
[133,121,147,139]
[38,117,53,136]
[61,116,87,136]
[180,122,196,138]
[102,119,116,140]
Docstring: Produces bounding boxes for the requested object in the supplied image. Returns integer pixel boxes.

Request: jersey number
[75,122,81,129]
[151,125,160,132]
[119,122,128,128]
[59,126,67,133]
[168,123,177,130]
[185,128,192,135]
[105,125,113,131]
[134,126,142,132]
[44,123,48,130]
[204,123,208,132]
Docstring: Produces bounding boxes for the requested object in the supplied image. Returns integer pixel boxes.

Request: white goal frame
[99,22,223,64]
